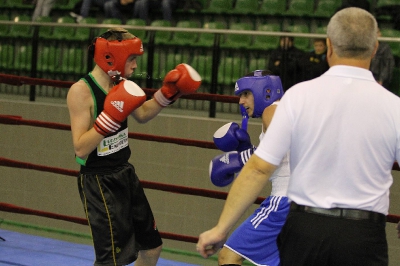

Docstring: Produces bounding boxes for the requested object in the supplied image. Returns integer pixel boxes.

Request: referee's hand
[197,227,226,258]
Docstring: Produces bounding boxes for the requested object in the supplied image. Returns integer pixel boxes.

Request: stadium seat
[249,57,268,72]
[151,52,162,80]
[52,16,76,41]
[165,53,190,73]
[194,0,209,9]
[195,21,226,47]
[9,15,32,39]
[250,23,281,51]
[256,0,287,16]
[201,0,234,15]
[0,43,14,70]
[53,0,69,9]
[132,53,148,80]
[150,52,189,81]
[149,20,172,45]
[54,0,80,10]
[74,17,97,42]
[169,20,200,46]
[221,22,253,49]
[376,0,399,8]
[0,0,11,10]
[98,18,122,36]
[101,18,122,25]
[60,46,86,75]
[0,14,10,37]
[35,16,53,40]
[126,18,147,41]
[218,57,247,85]
[175,0,208,14]
[314,25,327,35]
[286,23,311,50]
[285,0,314,17]
[37,46,59,73]
[375,0,396,20]
[314,0,341,18]
[227,0,259,15]
[14,44,32,71]
[190,54,213,84]
[6,0,33,9]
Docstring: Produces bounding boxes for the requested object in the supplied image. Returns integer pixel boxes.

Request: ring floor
[0,229,200,266]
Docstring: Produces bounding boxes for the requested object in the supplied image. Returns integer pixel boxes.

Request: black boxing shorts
[78,163,162,266]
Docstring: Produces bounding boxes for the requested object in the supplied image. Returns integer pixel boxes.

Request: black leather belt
[290,202,386,224]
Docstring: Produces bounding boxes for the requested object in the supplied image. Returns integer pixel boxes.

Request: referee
[197,7,400,265]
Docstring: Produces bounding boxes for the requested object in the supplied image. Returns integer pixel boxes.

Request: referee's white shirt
[255,65,400,215]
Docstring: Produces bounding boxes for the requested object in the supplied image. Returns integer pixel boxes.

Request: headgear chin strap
[234,70,284,118]
[91,30,144,80]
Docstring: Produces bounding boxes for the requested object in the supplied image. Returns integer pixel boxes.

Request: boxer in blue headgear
[207,70,290,266]
[235,69,284,118]
[212,70,284,154]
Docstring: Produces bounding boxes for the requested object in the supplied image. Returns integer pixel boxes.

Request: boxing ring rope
[1,74,400,250]
[0,73,240,103]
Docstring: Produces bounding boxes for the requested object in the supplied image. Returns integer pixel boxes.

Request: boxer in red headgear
[67,27,201,266]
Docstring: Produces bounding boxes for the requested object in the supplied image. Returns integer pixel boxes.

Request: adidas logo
[111,101,124,112]
[219,153,230,164]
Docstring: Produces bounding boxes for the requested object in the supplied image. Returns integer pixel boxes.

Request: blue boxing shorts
[224,196,290,266]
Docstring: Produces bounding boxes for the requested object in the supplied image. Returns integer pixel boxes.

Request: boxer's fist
[94,80,146,136]
[209,151,243,187]
[213,122,252,152]
[153,63,202,107]
[209,147,256,187]
[174,63,202,94]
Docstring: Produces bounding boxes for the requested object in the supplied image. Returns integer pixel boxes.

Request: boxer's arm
[261,104,278,133]
[198,154,277,258]
[130,98,165,123]
[67,81,104,159]
[132,63,202,123]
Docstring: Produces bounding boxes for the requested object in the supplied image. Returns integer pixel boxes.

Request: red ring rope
[0,73,239,103]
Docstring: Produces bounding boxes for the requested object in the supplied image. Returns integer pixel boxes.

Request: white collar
[323,65,375,82]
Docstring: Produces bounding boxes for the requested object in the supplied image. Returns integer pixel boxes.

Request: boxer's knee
[218,246,243,266]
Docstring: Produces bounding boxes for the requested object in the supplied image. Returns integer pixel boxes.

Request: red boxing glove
[153,63,202,107]
[94,80,146,136]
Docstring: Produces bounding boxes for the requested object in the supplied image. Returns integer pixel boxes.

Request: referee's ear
[326,38,333,67]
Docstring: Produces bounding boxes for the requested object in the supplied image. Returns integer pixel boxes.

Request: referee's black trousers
[277,206,388,266]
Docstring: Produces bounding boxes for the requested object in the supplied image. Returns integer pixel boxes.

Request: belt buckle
[341,209,366,220]
[306,206,341,217]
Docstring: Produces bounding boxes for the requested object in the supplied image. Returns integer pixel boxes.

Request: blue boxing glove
[209,151,243,187]
[209,147,256,187]
[213,122,252,152]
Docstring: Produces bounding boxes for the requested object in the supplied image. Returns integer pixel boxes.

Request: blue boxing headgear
[234,70,284,118]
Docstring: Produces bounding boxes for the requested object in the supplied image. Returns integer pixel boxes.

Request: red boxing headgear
[93,31,144,78]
